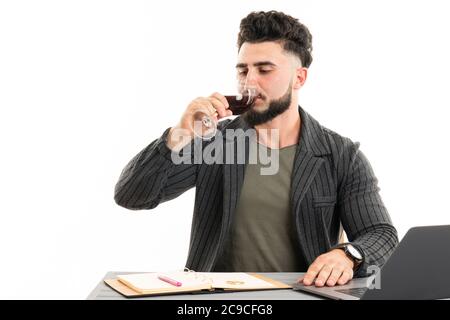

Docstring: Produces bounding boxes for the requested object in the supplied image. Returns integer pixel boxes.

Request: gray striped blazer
[114,106,398,277]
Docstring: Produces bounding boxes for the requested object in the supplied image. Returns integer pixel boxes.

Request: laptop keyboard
[336,287,368,298]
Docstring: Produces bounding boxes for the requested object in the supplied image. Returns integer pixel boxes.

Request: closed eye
[237,69,272,77]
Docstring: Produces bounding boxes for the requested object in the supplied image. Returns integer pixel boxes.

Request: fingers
[302,261,324,286]
[187,93,232,120]
[210,92,229,109]
[326,267,344,287]
[314,264,333,287]
[337,269,354,286]
[181,97,223,139]
[302,265,351,287]
[300,251,355,287]
[189,98,216,117]
[209,93,232,118]
[209,96,227,118]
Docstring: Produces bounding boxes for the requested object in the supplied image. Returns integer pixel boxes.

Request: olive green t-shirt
[214,141,308,272]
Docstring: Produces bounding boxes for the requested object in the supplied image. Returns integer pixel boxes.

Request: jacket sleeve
[336,142,399,277]
[114,127,197,210]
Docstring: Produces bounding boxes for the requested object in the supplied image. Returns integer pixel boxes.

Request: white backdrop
[1,0,449,299]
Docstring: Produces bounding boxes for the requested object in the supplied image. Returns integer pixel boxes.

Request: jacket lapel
[291,106,331,263]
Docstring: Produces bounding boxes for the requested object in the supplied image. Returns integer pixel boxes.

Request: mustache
[253,91,266,100]
[244,87,266,100]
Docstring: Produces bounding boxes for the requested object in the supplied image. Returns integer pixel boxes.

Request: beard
[242,82,293,127]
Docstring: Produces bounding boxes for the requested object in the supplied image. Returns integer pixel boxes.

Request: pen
[158,275,182,287]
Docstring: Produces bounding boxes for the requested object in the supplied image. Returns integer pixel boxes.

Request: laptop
[292,225,450,300]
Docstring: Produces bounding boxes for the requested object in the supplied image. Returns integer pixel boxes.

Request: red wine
[225,95,254,115]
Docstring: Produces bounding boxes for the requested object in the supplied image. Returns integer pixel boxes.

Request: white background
[1,0,449,299]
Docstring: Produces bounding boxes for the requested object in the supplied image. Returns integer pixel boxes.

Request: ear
[293,67,308,90]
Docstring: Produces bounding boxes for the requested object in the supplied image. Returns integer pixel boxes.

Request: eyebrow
[235,61,277,68]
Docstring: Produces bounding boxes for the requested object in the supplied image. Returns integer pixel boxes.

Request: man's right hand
[166,93,232,151]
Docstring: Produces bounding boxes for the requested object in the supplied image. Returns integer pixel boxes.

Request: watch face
[347,245,363,260]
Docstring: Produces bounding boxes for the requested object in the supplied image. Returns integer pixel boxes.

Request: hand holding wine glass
[189,83,258,140]
[166,82,258,150]
[165,94,229,150]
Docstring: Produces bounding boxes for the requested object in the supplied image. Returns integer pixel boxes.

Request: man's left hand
[299,249,354,287]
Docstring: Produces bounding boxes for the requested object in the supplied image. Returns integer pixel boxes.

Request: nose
[243,68,258,87]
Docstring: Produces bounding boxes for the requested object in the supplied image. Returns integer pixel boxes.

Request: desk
[87,272,323,300]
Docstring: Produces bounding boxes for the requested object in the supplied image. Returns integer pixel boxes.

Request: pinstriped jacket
[114,106,398,277]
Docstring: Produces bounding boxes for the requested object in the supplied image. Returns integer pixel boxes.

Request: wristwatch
[336,244,363,269]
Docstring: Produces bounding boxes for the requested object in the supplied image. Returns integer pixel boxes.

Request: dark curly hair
[237,11,313,68]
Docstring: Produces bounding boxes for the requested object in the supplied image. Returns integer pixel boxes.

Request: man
[114,11,398,287]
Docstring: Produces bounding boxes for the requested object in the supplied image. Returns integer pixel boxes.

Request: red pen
[158,275,182,287]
